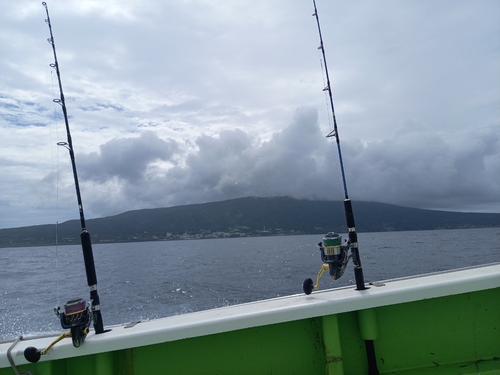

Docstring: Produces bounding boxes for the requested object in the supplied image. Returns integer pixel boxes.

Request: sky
[0,0,499,229]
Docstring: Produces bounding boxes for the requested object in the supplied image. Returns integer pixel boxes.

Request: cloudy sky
[0,0,499,229]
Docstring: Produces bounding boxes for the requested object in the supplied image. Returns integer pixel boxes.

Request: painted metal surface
[2,263,499,374]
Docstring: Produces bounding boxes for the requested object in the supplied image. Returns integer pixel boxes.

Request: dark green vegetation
[1,196,499,247]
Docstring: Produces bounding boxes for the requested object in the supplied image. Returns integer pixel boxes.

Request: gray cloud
[79,131,180,183]
[345,121,500,212]
[165,107,332,202]
[74,108,499,219]
[76,108,332,217]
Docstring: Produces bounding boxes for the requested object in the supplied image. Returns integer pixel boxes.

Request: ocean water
[1,227,499,341]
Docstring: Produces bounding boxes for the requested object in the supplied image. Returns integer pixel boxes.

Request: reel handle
[23,331,72,363]
[23,347,41,363]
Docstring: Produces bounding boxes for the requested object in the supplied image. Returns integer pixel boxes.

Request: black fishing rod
[304,0,366,292]
[42,0,104,337]
[306,3,379,375]
[25,5,106,362]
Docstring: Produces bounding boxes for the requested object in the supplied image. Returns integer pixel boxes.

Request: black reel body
[57,298,92,347]
[303,232,351,294]
[321,232,350,280]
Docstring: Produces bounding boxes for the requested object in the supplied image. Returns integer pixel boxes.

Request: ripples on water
[1,227,499,340]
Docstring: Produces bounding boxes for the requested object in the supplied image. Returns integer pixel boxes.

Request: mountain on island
[1,196,499,247]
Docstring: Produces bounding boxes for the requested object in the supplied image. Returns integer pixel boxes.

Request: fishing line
[48,66,62,307]
[319,59,332,131]
[319,56,344,203]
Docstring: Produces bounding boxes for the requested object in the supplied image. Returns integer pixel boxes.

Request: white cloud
[0,0,499,228]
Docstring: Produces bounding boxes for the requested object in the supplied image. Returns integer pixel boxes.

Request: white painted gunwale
[2,263,499,368]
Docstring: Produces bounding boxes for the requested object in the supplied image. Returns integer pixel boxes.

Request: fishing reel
[24,298,92,363]
[303,232,352,295]
[56,297,93,348]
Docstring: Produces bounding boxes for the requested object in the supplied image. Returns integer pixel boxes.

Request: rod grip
[80,230,97,286]
[343,199,366,290]
[344,199,356,228]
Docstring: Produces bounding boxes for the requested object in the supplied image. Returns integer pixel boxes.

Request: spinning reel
[24,298,92,363]
[56,297,92,347]
[303,232,352,295]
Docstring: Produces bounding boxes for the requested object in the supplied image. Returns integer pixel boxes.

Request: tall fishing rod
[308,7,379,374]
[42,0,104,337]
[303,0,366,294]
[24,4,106,362]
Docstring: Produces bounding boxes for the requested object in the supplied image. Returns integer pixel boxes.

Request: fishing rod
[305,6,379,375]
[303,0,366,294]
[42,0,105,334]
[24,3,106,363]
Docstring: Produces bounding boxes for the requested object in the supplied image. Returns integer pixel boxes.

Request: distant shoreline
[2,197,499,248]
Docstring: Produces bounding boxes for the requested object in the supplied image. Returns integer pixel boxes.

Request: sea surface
[1,227,499,341]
